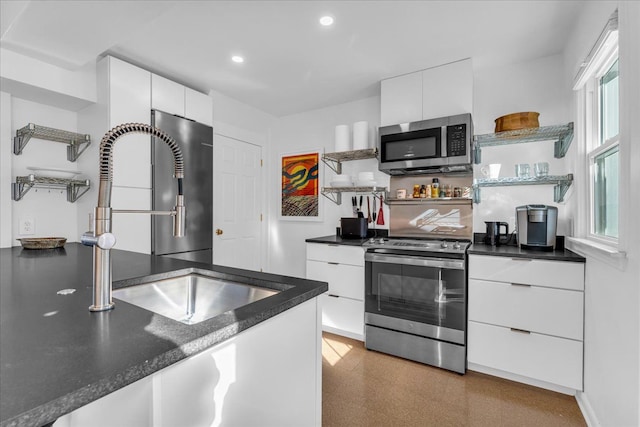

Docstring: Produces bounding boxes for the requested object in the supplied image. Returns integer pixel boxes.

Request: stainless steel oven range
[363,238,470,374]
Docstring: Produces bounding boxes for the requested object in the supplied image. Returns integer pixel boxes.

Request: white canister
[353,121,369,150]
[335,125,351,152]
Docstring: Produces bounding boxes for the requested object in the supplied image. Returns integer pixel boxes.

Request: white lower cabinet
[55,298,322,427]
[467,254,585,393]
[306,243,365,340]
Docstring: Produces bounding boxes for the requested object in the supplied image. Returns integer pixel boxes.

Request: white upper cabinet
[185,87,213,127]
[380,58,473,126]
[151,74,185,117]
[422,59,473,119]
[107,57,152,189]
[152,74,213,127]
[380,71,423,126]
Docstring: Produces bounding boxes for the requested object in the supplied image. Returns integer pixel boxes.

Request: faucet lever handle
[81,232,116,250]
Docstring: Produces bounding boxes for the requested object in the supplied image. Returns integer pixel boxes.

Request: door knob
[215,229,223,235]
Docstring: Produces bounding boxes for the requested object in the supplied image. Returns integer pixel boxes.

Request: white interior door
[213,134,263,270]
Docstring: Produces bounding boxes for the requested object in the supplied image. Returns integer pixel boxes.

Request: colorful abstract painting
[281,152,319,218]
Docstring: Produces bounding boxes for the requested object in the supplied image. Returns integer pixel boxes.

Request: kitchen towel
[335,125,351,152]
[353,121,369,150]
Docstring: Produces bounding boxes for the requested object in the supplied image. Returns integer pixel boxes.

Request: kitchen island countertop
[0,243,327,427]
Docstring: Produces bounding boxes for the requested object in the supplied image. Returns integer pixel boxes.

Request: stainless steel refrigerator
[151,109,213,263]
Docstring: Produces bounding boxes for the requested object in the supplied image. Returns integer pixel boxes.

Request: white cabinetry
[55,298,322,427]
[151,74,213,127]
[98,56,153,254]
[467,254,585,393]
[380,58,473,126]
[306,243,365,340]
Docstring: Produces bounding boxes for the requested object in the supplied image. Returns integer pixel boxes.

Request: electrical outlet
[19,217,35,235]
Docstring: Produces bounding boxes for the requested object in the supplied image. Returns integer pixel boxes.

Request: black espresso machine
[516,204,558,250]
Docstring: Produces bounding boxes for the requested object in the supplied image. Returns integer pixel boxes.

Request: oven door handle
[365,252,465,270]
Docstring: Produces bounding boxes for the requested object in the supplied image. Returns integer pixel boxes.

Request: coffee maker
[516,205,557,250]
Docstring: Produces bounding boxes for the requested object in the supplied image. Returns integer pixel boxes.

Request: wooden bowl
[17,237,67,249]
[494,112,540,133]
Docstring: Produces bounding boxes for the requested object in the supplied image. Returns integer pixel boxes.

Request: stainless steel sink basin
[113,271,280,325]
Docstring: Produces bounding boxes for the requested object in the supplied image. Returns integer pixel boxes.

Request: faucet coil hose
[99,123,185,184]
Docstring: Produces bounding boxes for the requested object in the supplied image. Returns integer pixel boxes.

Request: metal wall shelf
[472,174,573,204]
[384,197,473,205]
[322,148,378,174]
[473,122,574,164]
[12,175,91,203]
[321,186,386,205]
[14,123,91,162]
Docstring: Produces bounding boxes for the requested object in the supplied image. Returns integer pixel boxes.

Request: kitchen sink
[113,271,280,325]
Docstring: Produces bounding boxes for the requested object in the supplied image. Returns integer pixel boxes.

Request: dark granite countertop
[305,230,388,247]
[0,243,327,427]
[468,243,585,262]
[305,235,370,246]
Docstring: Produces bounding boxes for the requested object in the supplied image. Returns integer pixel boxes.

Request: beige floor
[322,332,586,427]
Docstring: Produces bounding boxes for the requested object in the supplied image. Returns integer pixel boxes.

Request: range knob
[453,241,461,250]
[440,241,448,249]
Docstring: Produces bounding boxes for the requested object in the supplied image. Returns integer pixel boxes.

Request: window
[591,57,619,240]
[573,10,619,246]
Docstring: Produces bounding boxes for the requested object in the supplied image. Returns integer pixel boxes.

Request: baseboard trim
[575,391,601,427]
[467,362,578,395]
[322,325,363,342]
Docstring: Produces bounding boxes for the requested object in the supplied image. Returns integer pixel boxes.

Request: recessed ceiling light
[319,15,334,26]
[231,55,244,63]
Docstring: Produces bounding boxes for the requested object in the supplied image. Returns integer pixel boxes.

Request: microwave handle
[441,126,447,157]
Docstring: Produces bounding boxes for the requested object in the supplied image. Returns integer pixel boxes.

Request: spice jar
[419,185,427,198]
[425,184,432,198]
[453,187,462,198]
[412,184,421,198]
[431,178,440,198]
[445,184,453,198]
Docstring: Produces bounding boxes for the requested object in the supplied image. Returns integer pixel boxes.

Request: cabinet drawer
[469,255,584,291]
[306,260,363,300]
[320,294,364,338]
[469,279,583,340]
[468,321,583,390]
[306,243,364,266]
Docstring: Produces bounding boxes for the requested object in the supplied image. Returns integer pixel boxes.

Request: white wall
[564,2,640,427]
[472,54,571,234]
[268,96,386,277]
[0,92,12,247]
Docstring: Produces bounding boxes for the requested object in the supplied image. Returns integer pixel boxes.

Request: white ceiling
[0,0,585,117]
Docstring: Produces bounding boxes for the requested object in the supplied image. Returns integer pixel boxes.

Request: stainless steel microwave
[378,113,473,175]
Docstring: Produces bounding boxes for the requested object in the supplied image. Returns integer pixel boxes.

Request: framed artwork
[280,151,321,220]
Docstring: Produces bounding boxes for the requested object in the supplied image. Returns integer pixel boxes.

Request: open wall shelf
[473,122,574,164]
[321,186,386,205]
[322,148,378,174]
[12,175,91,203]
[14,123,91,162]
[472,174,573,204]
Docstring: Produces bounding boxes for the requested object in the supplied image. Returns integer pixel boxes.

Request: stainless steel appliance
[516,204,558,250]
[364,237,470,374]
[378,113,473,175]
[340,217,368,239]
[152,110,213,263]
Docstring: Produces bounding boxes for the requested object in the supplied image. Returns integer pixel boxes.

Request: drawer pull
[510,283,531,287]
[327,262,339,265]
[327,294,340,298]
[511,258,532,262]
[510,328,531,334]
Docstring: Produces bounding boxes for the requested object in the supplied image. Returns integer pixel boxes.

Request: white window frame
[567,9,627,265]
[586,48,619,246]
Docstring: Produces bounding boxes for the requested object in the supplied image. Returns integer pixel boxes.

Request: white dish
[27,167,81,179]
[356,180,376,187]
[330,181,353,188]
